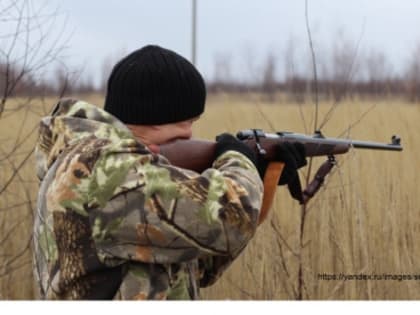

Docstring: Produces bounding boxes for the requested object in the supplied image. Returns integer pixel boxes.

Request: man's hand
[215,134,307,203]
[258,142,307,204]
[256,142,306,183]
[215,133,258,168]
[274,142,307,185]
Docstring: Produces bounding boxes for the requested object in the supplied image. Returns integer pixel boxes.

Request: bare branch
[318,20,366,130]
[0,199,36,212]
[337,103,377,138]
[305,0,319,132]
[270,219,299,257]
[0,146,34,195]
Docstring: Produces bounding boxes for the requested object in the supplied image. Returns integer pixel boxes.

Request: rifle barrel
[263,131,403,153]
[350,140,402,151]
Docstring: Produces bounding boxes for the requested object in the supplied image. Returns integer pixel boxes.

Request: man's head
[104,45,206,147]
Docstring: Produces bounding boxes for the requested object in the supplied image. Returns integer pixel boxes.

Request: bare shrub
[0,0,69,299]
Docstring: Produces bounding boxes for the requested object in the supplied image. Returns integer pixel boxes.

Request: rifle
[159,129,403,224]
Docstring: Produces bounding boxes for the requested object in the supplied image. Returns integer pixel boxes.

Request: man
[33,45,305,299]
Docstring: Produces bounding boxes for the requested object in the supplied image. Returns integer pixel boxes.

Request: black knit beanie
[104,45,206,125]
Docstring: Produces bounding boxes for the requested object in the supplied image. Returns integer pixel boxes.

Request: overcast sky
[43,0,420,85]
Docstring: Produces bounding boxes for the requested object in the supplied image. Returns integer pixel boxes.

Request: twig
[305,0,319,132]
[270,219,299,257]
[270,218,298,299]
[0,199,37,212]
[318,19,366,130]
[0,146,34,195]
[297,0,319,300]
[337,103,377,138]
[225,276,256,299]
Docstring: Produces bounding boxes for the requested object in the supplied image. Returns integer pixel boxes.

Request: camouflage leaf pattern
[33,99,263,300]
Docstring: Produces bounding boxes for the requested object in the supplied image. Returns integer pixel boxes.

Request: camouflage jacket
[33,99,263,300]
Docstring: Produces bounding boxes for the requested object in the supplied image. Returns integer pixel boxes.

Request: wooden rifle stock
[158,138,285,172]
[158,139,216,172]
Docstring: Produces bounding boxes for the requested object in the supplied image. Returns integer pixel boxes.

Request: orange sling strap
[258,161,284,225]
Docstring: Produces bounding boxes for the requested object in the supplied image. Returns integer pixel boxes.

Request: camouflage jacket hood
[35,99,134,182]
[33,99,263,300]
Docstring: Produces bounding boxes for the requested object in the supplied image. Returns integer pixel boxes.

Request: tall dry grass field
[0,98,54,299]
[0,95,419,299]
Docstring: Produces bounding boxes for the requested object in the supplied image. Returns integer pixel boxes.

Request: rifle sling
[258,161,284,225]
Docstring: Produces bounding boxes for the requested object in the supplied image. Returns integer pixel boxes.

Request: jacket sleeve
[88,149,263,267]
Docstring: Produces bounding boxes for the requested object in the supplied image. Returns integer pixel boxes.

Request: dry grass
[0,94,419,299]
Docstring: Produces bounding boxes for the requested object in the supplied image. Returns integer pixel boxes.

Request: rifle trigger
[257,142,266,155]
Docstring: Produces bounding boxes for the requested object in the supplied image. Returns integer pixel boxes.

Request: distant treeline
[1,50,420,103]
[207,41,420,103]
[208,77,420,103]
